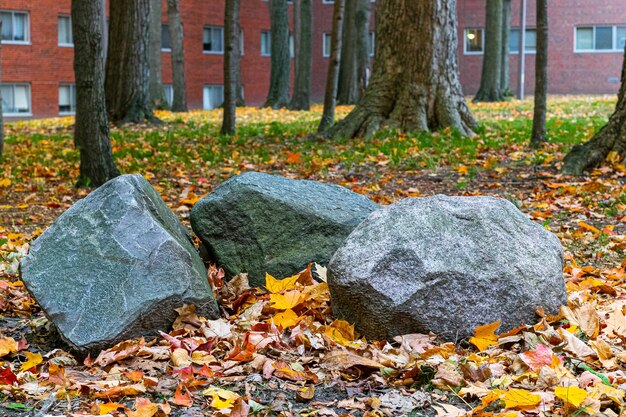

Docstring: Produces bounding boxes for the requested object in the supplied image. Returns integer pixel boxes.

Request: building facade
[0,0,624,118]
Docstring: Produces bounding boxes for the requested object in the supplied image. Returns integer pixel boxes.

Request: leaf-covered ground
[0,96,625,416]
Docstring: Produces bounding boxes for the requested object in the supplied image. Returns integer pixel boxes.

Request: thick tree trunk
[500,0,511,95]
[289,0,312,110]
[222,0,241,134]
[106,0,155,124]
[355,0,371,96]
[563,47,626,175]
[327,0,476,138]
[149,0,166,108]
[337,0,358,104]
[474,0,504,102]
[530,0,548,148]
[167,0,188,112]
[318,0,345,132]
[72,0,120,187]
[263,0,290,109]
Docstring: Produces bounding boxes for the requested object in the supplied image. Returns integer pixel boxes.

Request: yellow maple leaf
[0,178,10,187]
[0,337,18,357]
[271,309,301,328]
[98,402,123,415]
[203,386,239,409]
[324,320,361,346]
[502,388,542,409]
[269,290,302,310]
[265,273,299,293]
[469,320,501,351]
[555,386,588,408]
[20,352,42,372]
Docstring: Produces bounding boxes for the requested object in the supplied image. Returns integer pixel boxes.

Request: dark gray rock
[328,195,566,341]
[190,172,379,287]
[21,174,219,354]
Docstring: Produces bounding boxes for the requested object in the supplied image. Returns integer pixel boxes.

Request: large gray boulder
[328,195,566,341]
[191,172,379,287]
[21,174,219,354]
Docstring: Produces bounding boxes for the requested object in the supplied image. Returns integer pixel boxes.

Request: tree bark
[106,0,155,124]
[327,0,476,138]
[222,0,241,134]
[474,0,504,102]
[530,0,548,148]
[337,0,358,104]
[149,0,166,108]
[263,0,290,109]
[167,0,188,112]
[72,0,120,187]
[318,0,345,132]
[355,0,371,96]
[500,0,511,95]
[289,0,312,110]
[562,47,626,175]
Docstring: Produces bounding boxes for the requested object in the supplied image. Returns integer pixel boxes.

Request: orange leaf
[286,152,301,164]
[469,320,500,352]
[171,384,193,407]
[98,402,123,415]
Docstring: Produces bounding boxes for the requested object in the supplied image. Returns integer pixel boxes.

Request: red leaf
[0,366,18,385]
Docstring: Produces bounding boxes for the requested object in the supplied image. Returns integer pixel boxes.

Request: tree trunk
[263,0,290,109]
[72,0,120,187]
[106,0,155,124]
[222,0,241,134]
[327,0,476,138]
[149,0,166,108]
[167,0,188,112]
[562,47,626,175]
[289,0,312,110]
[355,0,371,96]
[474,0,504,102]
[500,0,511,95]
[530,0,547,148]
[318,0,345,132]
[337,0,358,104]
[0,22,4,160]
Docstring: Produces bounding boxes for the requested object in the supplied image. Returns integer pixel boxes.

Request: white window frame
[322,32,331,57]
[1,83,32,116]
[509,28,537,54]
[261,30,271,56]
[58,83,76,115]
[322,0,334,3]
[161,23,171,52]
[203,85,224,110]
[369,31,375,56]
[1,10,30,45]
[574,25,626,53]
[203,26,224,54]
[58,15,73,47]
[163,84,173,106]
[463,28,484,55]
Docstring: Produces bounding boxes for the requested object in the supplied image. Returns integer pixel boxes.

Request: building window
[163,85,173,106]
[261,30,271,56]
[203,85,224,110]
[240,29,245,54]
[575,25,626,52]
[289,33,295,58]
[1,11,29,43]
[322,0,334,3]
[369,31,375,56]
[58,15,72,46]
[59,84,76,114]
[509,28,537,53]
[203,26,224,53]
[322,32,331,57]
[1,83,31,115]
[464,28,483,54]
[162,24,171,51]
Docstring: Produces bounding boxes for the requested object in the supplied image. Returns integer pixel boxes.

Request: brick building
[0,0,624,118]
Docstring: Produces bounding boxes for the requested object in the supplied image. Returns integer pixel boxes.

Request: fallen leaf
[469,321,500,351]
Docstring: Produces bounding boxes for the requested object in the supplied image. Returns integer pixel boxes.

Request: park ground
[0,96,625,416]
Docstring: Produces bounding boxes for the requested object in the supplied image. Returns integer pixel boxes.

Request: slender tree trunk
[263,0,290,109]
[500,0,511,95]
[106,0,155,124]
[0,22,4,160]
[327,0,476,138]
[355,0,371,96]
[167,0,188,112]
[149,0,166,108]
[563,47,626,175]
[318,0,345,132]
[474,0,504,102]
[530,0,548,148]
[289,0,312,110]
[72,0,120,187]
[222,0,241,134]
[337,0,358,104]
